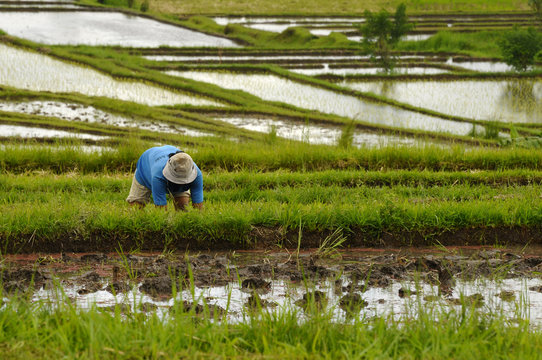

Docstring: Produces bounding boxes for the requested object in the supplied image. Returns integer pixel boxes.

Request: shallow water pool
[168,71,480,136]
[0,101,215,137]
[342,79,542,123]
[0,44,222,107]
[0,11,240,47]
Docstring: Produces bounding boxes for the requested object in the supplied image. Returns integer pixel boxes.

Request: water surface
[0,101,215,137]
[342,79,542,123]
[0,44,222,107]
[291,66,449,76]
[167,71,479,136]
[0,11,240,47]
[0,124,109,140]
[216,116,424,147]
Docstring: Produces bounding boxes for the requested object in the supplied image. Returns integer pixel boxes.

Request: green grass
[0,289,541,359]
[5,141,542,174]
[2,168,542,250]
[80,0,532,16]
[397,30,506,57]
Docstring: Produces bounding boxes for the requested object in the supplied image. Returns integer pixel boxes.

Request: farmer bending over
[126,145,203,210]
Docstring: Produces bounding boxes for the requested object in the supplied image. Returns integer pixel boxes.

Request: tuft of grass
[315,227,347,258]
[337,121,356,149]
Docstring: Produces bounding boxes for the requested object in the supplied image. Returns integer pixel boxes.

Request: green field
[141,0,530,16]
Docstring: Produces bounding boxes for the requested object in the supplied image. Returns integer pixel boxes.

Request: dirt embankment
[3,225,542,254]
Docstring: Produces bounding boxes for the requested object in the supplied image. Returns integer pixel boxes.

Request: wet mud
[4,246,542,318]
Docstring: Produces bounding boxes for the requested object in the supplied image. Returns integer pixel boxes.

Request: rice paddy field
[1,0,542,358]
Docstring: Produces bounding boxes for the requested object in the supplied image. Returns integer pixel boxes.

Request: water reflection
[168,71,477,136]
[500,80,542,120]
[0,11,240,47]
[342,79,542,124]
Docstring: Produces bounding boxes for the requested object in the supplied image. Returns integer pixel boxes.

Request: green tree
[499,27,542,72]
[359,3,414,72]
[529,0,542,24]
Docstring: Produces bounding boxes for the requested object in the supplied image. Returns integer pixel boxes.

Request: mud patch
[5,246,542,324]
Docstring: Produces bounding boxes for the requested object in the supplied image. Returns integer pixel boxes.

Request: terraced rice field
[2,2,542,358]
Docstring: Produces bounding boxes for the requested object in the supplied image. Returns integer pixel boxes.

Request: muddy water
[5,247,542,323]
[0,124,109,140]
[167,71,480,136]
[0,44,222,107]
[0,11,240,47]
[342,79,542,123]
[0,101,215,137]
[215,116,434,147]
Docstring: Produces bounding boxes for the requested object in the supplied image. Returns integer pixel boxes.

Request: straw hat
[162,152,197,184]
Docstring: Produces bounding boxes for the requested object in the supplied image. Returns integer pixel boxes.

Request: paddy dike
[4,225,542,254]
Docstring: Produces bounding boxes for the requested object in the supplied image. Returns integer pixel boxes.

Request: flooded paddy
[342,79,542,123]
[5,247,542,324]
[346,34,432,42]
[0,11,240,47]
[0,124,109,140]
[446,58,515,73]
[212,16,367,29]
[144,54,427,63]
[215,116,422,147]
[211,15,511,36]
[0,44,222,107]
[167,70,480,136]
[0,101,215,137]
[291,66,449,76]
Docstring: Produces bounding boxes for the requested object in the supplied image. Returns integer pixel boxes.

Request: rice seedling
[5,139,542,174]
[337,120,356,148]
[314,227,347,258]
[2,170,542,251]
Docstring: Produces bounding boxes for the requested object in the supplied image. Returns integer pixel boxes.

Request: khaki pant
[126,172,189,204]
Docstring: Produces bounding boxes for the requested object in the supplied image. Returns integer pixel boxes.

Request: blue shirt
[135,145,203,206]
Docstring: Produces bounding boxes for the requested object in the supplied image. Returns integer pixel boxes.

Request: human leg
[126,172,151,208]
